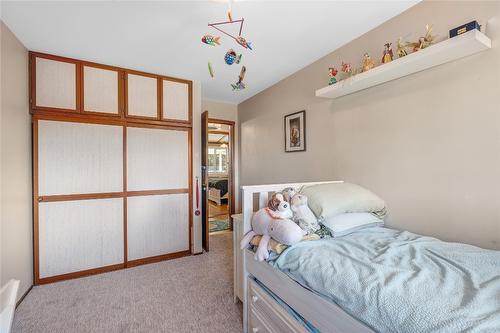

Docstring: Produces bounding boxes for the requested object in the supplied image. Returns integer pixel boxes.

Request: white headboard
[240,180,343,236]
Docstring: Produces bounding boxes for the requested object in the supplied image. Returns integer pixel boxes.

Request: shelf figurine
[361,53,375,72]
[381,43,394,64]
[397,37,408,58]
[408,24,436,52]
[328,67,338,85]
[341,61,354,78]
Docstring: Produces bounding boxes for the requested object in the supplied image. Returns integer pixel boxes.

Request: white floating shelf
[316,29,491,99]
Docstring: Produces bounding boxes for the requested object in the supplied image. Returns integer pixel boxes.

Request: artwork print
[284,110,306,152]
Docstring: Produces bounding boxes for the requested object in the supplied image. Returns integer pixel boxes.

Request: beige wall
[0,21,33,301]
[238,1,500,249]
[202,99,240,212]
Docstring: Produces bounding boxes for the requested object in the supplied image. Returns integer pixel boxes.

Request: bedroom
[1,1,499,333]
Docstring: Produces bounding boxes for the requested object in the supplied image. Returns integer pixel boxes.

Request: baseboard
[16,284,33,308]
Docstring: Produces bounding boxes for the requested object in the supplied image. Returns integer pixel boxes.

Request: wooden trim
[81,63,122,116]
[37,263,124,285]
[127,188,188,197]
[38,192,124,203]
[208,118,236,228]
[124,72,160,121]
[188,127,193,253]
[29,51,192,126]
[37,189,189,202]
[126,250,190,268]
[160,78,193,125]
[32,111,191,129]
[30,52,80,114]
[208,118,236,126]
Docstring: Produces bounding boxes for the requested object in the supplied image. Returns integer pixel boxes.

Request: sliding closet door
[126,126,190,262]
[36,120,124,282]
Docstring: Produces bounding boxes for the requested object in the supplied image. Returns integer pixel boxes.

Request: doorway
[201,112,235,252]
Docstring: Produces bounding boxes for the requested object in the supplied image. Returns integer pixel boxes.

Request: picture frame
[284,110,306,152]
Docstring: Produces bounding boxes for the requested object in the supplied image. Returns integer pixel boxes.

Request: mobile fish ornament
[224,49,242,65]
[201,34,221,46]
[231,66,246,90]
[208,62,214,78]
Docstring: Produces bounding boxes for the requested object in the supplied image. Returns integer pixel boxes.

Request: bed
[240,181,500,333]
[208,178,229,205]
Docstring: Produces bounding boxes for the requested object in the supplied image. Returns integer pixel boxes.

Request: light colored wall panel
[127,74,157,118]
[163,80,189,121]
[127,127,188,191]
[35,57,76,110]
[84,66,119,114]
[38,120,123,195]
[38,198,124,278]
[128,193,189,260]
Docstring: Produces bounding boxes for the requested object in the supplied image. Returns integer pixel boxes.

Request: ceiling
[1,1,419,104]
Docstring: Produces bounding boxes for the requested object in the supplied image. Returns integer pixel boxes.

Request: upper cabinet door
[83,66,120,115]
[126,73,158,118]
[162,79,190,122]
[35,57,78,111]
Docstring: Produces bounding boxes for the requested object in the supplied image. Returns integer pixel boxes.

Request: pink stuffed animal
[240,193,305,261]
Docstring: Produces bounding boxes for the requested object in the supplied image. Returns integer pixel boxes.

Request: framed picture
[284,110,306,152]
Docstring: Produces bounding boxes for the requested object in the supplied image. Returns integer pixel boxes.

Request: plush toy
[281,187,297,203]
[240,192,305,261]
[290,193,320,234]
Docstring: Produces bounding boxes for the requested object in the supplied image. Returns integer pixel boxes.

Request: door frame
[202,116,236,252]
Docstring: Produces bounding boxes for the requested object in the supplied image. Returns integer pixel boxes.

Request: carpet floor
[13,232,242,333]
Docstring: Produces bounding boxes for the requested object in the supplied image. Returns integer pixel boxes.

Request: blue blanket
[271,227,500,333]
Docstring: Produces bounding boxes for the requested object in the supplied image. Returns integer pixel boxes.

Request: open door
[201,111,209,252]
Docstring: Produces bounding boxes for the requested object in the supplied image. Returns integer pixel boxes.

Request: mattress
[271,227,500,333]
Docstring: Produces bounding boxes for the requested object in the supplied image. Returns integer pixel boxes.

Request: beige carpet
[13,233,242,332]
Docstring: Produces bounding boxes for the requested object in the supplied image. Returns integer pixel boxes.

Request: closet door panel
[162,80,189,121]
[38,198,124,278]
[38,120,123,196]
[83,66,119,114]
[35,57,77,110]
[127,74,157,118]
[127,193,189,260]
[127,127,188,191]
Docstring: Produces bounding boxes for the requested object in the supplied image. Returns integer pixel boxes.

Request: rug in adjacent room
[209,217,230,232]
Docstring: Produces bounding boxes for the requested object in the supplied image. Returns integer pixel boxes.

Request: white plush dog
[240,192,305,261]
[290,193,320,234]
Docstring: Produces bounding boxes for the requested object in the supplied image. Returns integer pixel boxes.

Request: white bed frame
[241,181,374,333]
[208,186,228,205]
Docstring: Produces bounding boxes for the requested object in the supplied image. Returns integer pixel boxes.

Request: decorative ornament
[397,37,408,58]
[224,49,242,65]
[328,67,338,85]
[201,34,221,46]
[407,24,436,52]
[341,61,353,78]
[361,53,375,72]
[208,62,214,78]
[381,43,394,64]
[208,18,253,50]
[231,66,246,90]
[236,36,253,50]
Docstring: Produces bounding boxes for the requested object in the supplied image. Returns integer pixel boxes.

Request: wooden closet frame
[30,52,193,285]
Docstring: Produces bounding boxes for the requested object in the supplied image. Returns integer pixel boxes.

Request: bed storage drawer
[248,278,308,333]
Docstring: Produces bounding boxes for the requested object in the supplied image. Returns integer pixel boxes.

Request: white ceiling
[1,1,419,104]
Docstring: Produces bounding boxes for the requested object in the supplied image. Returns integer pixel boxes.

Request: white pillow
[321,212,384,237]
